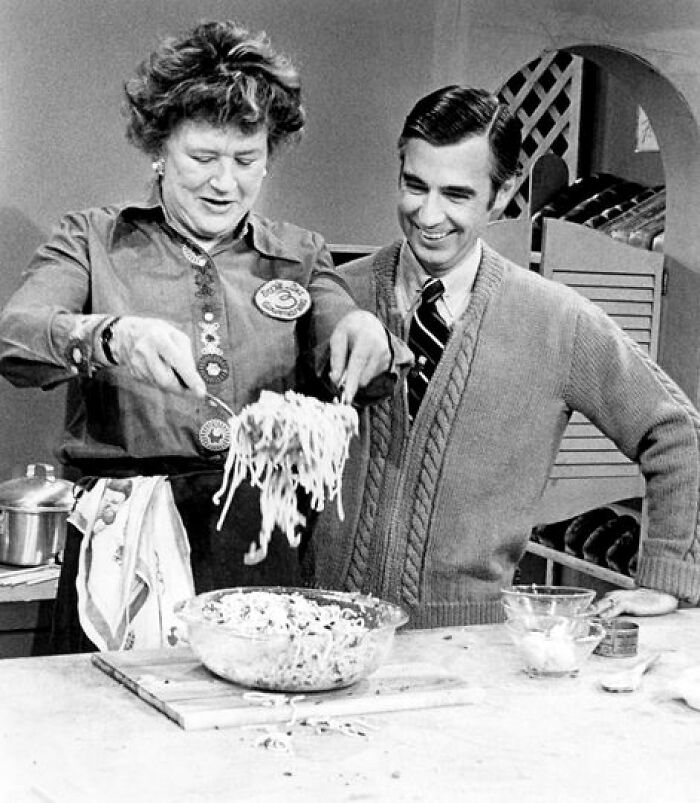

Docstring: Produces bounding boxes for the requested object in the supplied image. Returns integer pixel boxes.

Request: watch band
[100,316,121,366]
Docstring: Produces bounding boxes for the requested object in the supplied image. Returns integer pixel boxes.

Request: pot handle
[26,463,56,481]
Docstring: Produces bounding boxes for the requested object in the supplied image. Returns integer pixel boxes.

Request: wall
[0,0,437,244]
[583,66,665,188]
[0,0,436,478]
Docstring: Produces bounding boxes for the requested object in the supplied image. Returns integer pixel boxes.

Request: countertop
[1,610,699,803]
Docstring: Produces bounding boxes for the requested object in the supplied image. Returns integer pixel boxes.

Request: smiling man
[311,85,700,627]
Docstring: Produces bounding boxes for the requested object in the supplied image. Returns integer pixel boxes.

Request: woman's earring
[262,167,268,177]
[152,158,165,177]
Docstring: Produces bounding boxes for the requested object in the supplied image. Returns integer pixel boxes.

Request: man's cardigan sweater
[312,241,700,627]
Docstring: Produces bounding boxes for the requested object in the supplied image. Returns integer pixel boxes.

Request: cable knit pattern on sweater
[346,245,402,590]
[401,255,504,605]
[346,396,393,590]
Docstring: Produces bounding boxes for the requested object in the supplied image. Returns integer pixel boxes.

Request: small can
[594,618,639,658]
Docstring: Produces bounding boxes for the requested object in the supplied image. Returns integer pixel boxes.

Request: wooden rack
[527,541,636,588]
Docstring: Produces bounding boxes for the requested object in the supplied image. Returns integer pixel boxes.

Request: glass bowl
[174,586,409,692]
[505,615,605,677]
[501,584,596,622]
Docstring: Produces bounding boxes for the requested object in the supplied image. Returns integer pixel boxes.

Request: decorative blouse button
[65,338,93,376]
[198,418,231,452]
[198,320,222,355]
[198,354,229,384]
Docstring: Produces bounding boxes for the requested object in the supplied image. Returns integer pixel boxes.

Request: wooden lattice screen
[497,50,582,219]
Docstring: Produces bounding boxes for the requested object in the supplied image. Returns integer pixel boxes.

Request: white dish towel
[71,475,194,651]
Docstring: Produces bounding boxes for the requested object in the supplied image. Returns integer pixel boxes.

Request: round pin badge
[254,279,311,321]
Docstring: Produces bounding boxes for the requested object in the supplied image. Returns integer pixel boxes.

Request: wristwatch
[100,316,121,366]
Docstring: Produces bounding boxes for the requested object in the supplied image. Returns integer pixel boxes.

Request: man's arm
[564,299,700,613]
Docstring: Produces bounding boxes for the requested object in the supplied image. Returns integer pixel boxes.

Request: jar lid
[0,463,75,512]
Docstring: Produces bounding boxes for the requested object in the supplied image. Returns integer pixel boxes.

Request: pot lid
[0,463,75,512]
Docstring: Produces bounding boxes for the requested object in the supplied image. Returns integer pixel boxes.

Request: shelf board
[527,541,636,588]
[328,243,378,254]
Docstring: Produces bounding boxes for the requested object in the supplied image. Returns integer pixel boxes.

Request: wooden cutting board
[93,647,482,731]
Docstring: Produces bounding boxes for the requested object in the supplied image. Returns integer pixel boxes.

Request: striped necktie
[407,277,450,421]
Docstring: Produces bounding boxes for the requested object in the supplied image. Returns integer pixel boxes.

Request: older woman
[0,20,405,653]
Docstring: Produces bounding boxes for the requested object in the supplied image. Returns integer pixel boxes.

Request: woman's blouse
[0,191,357,471]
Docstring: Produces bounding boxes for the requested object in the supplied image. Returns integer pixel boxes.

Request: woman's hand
[328,310,392,403]
[109,316,206,397]
[594,587,679,618]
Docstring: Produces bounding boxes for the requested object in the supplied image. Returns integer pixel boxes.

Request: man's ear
[489,177,516,220]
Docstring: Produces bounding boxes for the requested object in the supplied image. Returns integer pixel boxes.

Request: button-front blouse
[0,190,356,469]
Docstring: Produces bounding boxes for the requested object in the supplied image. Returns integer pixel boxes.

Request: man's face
[397,134,508,277]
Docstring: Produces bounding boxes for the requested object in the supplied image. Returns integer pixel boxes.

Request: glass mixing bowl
[501,585,603,677]
[505,616,605,677]
[174,586,409,692]
[501,584,596,622]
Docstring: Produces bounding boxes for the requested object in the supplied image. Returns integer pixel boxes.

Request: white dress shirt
[395,239,483,331]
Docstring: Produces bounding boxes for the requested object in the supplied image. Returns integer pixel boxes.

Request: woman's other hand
[109,316,206,397]
[594,587,679,618]
[329,310,392,403]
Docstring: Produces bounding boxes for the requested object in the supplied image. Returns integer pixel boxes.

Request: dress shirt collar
[397,239,483,321]
[108,183,303,263]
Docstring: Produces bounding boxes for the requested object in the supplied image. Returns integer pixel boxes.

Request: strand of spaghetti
[212,417,251,527]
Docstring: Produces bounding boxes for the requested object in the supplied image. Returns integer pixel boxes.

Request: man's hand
[328,310,392,403]
[593,587,679,618]
[109,316,206,397]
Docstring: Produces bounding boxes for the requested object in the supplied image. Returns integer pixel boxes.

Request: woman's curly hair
[123,20,305,156]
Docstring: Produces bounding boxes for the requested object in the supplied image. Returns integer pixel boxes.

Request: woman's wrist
[97,316,121,366]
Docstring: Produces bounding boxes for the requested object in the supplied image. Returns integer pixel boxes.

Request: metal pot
[0,463,75,566]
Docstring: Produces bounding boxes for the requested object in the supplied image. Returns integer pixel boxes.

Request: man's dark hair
[398,85,521,195]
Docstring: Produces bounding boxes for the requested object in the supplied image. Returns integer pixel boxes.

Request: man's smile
[413,225,451,242]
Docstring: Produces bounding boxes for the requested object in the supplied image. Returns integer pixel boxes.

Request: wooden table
[1,610,699,803]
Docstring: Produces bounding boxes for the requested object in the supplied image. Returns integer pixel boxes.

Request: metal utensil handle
[206,393,235,419]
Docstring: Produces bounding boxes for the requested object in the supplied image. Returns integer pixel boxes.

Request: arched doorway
[492,44,700,401]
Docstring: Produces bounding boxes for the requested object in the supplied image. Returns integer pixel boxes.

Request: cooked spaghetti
[212,390,359,565]
[198,589,380,690]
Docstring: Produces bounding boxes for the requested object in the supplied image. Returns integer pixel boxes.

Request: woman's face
[160,120,268,246]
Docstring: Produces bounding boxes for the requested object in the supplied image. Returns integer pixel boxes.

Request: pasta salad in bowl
[174,587,409,692]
